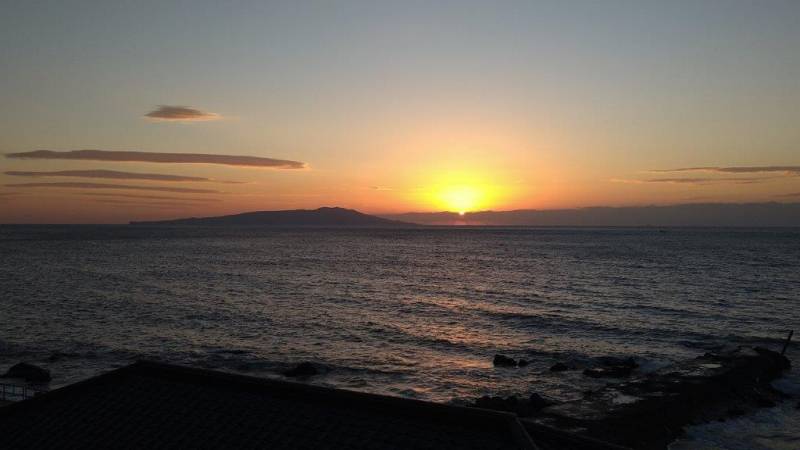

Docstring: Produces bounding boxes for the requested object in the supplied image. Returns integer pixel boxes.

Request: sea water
[1,226,798,448]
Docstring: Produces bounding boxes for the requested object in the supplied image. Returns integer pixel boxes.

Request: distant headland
[129,202,800,228]
[382,202,800,227]
[130,207,413,227]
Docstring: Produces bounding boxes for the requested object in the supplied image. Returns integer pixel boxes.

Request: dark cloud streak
[80,193,220,202]
[6,150,305,169]
[4,169,243,183]
[647,177,772,185]
[612,176,776,185]
[652,166,800,175]
[91,199,198,208]
[6,182,219,194]
[144,105,220,121]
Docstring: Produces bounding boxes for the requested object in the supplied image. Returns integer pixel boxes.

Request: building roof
[0,361,537,449]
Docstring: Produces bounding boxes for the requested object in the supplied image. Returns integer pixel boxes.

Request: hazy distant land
[128,202,800,228]
[130,207,413,227]
[384,203,800,227]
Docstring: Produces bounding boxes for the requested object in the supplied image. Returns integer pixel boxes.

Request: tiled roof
[0,361,537,449]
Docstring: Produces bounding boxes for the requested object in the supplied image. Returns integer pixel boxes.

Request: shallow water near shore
[1,225,798,448]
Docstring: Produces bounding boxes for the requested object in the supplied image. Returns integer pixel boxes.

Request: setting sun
[415,170,502,214]
[439,186,481,214]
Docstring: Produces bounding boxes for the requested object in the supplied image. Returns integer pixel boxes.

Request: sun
[418,170,504,214]
[439,185,482,214]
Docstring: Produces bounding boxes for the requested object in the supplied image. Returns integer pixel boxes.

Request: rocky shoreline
[1,344,793,449]
[472,346,792,449]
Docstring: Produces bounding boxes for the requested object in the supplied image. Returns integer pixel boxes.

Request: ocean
[1,226,798,449]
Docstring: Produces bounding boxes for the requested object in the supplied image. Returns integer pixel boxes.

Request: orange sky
[1,2,799,223]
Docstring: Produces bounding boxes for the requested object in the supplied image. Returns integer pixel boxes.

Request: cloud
[4,169,243,183]
[651,166,800,176]
[615,165,800,186]
[80,193,220,202]
[90,199,198,209]
[370,186,394,191]
[144,105,221,122]
[6,150,305,169]
[6,182,219,194]
[612,177,772,185]
[776,192,800,198]
[648,177,771,185]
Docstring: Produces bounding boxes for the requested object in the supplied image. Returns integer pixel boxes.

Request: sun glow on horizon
[417,170,506,214]
[439,185,482,214]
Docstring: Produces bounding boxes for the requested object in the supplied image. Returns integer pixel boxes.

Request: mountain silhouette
[131,207,414,227]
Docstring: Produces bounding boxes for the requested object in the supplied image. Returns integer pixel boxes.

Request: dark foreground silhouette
[0,345,791,449]
[0,361,537,449]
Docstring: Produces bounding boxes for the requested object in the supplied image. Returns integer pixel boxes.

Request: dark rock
[582,366,634,378]
[528,393,554,410]
[492,354,517,367]
[597,356,638,369]
[1,362,51,382]
[283,362,320,377]
[549,362,570,372]
[754,347,791,370]
[539,346,792,449]
[582,356,638,378]
[517,359,529,367]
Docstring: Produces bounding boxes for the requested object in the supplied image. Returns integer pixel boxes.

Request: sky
[1,0,799,223]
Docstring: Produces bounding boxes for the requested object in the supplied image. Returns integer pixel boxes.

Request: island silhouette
[130,206,413,227]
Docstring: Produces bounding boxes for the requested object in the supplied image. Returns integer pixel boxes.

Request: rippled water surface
[1,226,798,447]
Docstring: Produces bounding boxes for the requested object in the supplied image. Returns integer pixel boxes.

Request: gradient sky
[1,1,799,223]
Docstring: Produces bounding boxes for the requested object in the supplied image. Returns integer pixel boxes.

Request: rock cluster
[473,347,792,449]
[582,357,638,378]
[1,362,51,383]
[533,347,791,449]
[492,354,528,368]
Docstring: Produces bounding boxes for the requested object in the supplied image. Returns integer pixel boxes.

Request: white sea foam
[670,370,800,450]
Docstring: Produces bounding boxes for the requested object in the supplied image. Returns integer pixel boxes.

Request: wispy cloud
[612,177,772,185]
[651,166,800,176]
[80,193,220,202]
[776,192,800,198]
[4,169,243,183]
[6,150,305,169]
[144,105,221,122]
[90,199,198,208]
[370,186,394,191]
[6,182,219,194]
[614,164,800,186]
